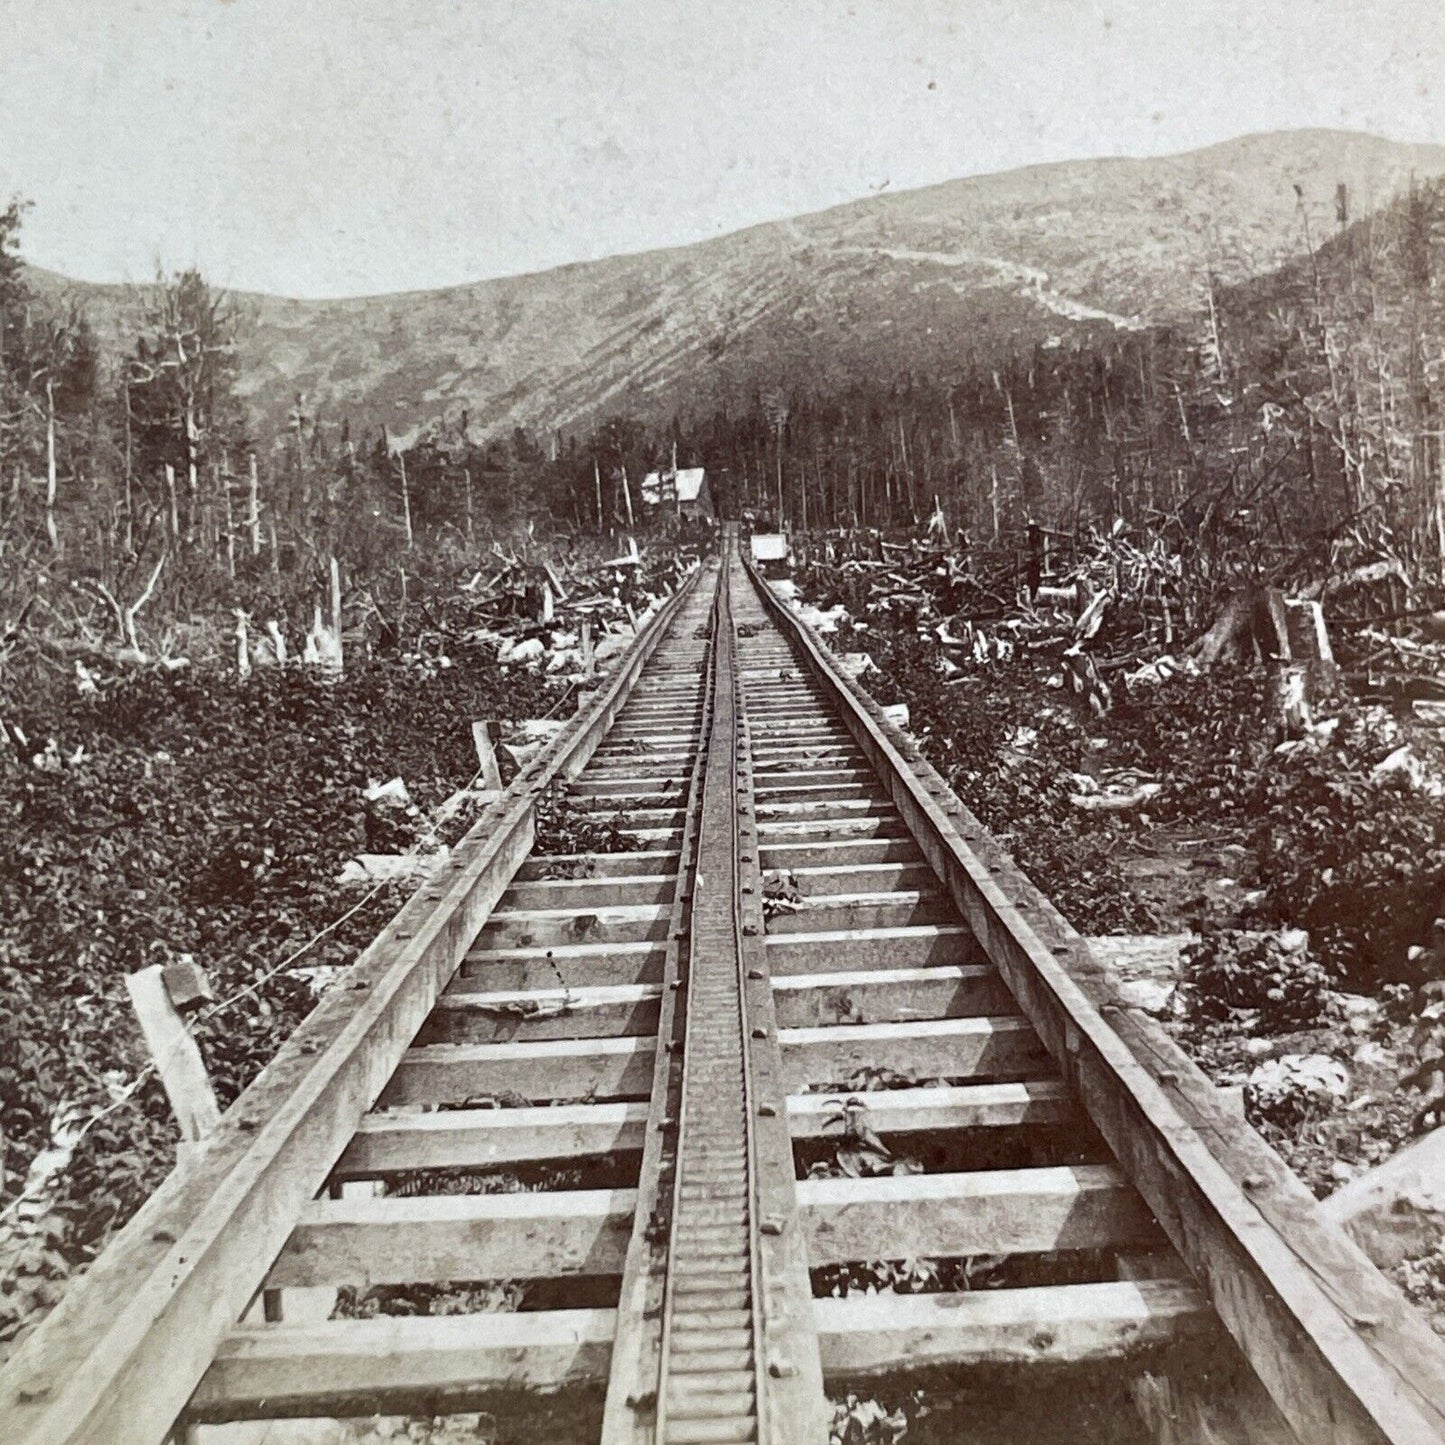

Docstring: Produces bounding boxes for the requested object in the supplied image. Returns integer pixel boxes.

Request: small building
[641,467,714,521]
[750,532,791,577]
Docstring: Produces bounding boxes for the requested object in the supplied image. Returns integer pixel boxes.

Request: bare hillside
[28,129,1445,438]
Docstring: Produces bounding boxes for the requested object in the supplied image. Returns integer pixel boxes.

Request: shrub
[1181,927,1338,1033]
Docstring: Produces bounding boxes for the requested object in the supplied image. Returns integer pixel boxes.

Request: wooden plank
[189,1281,1208,1422]
[336,1082,1076,1178]
[189,1309,615,1423]
[783,860,937,893]
[500,874,677,910]
[457,949,663,991]
[772,965,1015,1026]
[381,1037,655,1107]
[753,781,876,802]
[513,850,680,881]
[766,923,984,971]
[759,838,922,869]
[124,965,221,1145]
[755,563,1445,1444]
[756,816,910,841]
[268,1189,635,1288]
[473,903,671,948]
[800,1164,1157,1263]
[756,798,894,819]
[766,892,955,934]
[0,568,703,1445]
[814,1279,1209,1375]
[418,985,660,1044]
[336,1101,646,1176]
[781,1017,1048,1091]
[465,936,665,965]
[788,1080,1073,1136]
[570,775,692,794]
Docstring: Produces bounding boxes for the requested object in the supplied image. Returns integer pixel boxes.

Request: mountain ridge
[24,128,1445,441]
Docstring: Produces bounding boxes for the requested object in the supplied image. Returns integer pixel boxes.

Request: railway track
[7,528,1445,1445]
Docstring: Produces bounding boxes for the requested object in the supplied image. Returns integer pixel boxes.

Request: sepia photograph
[4,2,1445,1441]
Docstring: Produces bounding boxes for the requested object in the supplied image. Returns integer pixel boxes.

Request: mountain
[26,130,1445,442]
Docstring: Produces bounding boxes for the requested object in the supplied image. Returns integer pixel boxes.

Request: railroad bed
[7,531,1445,1445]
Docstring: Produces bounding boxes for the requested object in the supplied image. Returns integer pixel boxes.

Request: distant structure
[750,532,791,578]
[642,466,714,522]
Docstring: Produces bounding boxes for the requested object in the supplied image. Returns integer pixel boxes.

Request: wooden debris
[124,964,221,1150]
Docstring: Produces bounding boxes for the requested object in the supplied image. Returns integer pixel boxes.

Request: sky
[2,0,1443,298]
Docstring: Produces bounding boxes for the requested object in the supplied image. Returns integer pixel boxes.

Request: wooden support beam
[756,817,909,843]
[470,721,504,791]
[760,838,920,870]
[781,1017,1048,1092]
[473,903,671,949]
[335,1101,647,1176]
[782,860,937,894]
[380,1038,654,1108]
[188,1309,615,1423]
[458,947,664,992]
[461,939,666,980]
[816,1278,1209,1375]
[799,1165,1157,1264]
[766,923,984,972]
[268,1189,635,1289]
[772,965,1015,1027]
[124,965,220,1149]
[756,799,894,820]
[418,985,660,1045]
[766,892,955,934]
[335,1082,1074,1179]
[788,1080,1073,1137]
[189,1281,1208,1423]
